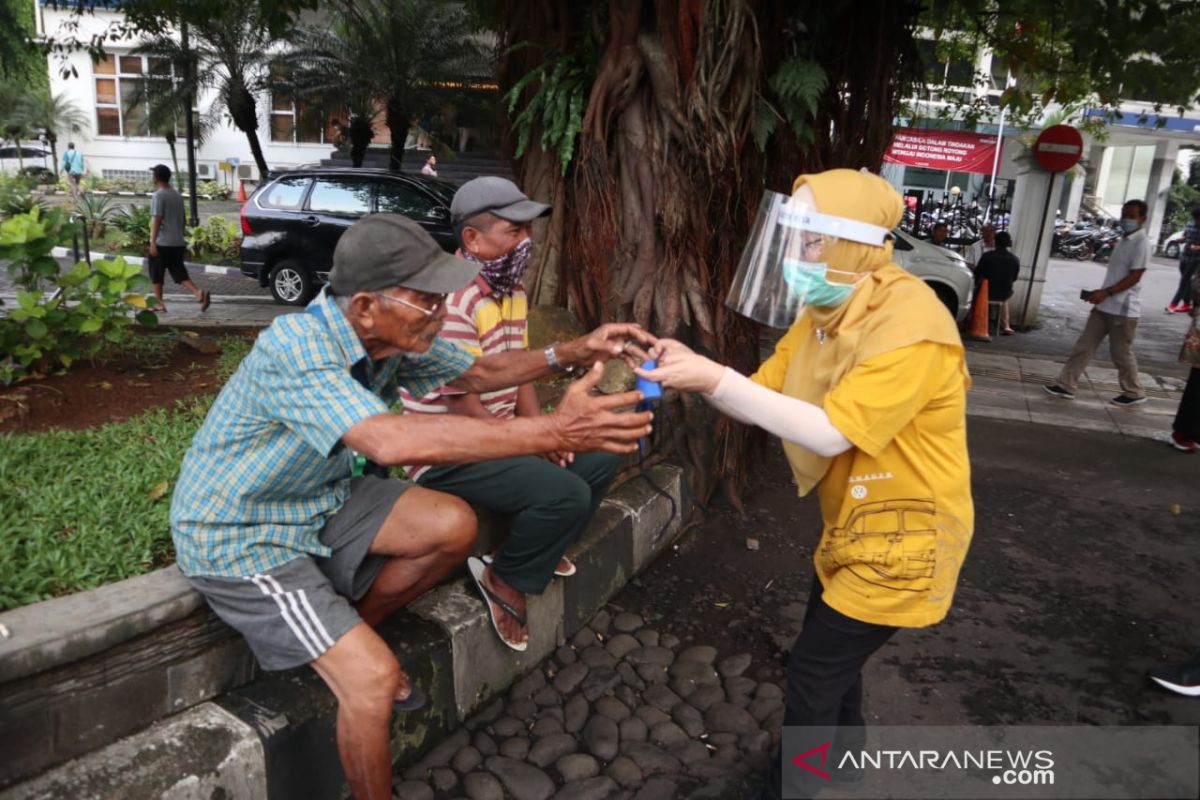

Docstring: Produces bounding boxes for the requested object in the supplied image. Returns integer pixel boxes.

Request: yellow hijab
[779,169,966,494]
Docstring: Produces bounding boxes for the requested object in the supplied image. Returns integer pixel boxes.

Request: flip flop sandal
[199,290,211,312]
[467,556,528,652]
[393,684,427,712]
[482,553,576,578]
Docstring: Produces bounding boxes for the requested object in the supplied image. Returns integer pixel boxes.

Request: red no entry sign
[1033,125,1084,172]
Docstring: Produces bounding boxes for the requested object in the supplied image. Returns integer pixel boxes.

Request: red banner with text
[883,128,999,175]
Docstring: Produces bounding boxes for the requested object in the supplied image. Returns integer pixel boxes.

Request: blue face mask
[781,259,858,307]
[1119,218,1139,233]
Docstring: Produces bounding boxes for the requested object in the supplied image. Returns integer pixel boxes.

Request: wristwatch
[543,343,575,374]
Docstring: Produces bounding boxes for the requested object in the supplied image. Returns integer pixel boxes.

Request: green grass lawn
[0,335,251,611]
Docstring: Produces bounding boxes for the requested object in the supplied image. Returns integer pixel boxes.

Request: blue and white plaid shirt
[170,289,475,578]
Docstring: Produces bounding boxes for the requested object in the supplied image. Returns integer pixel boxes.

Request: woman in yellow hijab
[638,169,973,798]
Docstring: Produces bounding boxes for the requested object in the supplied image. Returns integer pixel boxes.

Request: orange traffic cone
[237,180,247,203]
[966,279,991,341]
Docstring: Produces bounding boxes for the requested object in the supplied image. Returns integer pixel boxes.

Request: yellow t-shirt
[752,336,973,628]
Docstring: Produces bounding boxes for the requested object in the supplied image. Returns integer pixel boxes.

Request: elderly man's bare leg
[354,486,477,628]
[310,623,404,800]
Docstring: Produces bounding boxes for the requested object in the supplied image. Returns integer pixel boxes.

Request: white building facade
[33,1,338,187]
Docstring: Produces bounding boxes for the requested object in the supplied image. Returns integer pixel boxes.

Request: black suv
[239,168,459,305]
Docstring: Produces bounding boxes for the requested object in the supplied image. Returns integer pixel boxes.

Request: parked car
[239,168,459,305]
[0,145,52,173]
[892,228,975,321]
[1161,229,1185,259]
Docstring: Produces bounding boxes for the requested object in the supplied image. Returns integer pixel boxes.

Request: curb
[0,465,687,800]
[49,246,242,276]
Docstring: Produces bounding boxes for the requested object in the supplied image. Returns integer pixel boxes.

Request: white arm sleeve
[704,367,853,457]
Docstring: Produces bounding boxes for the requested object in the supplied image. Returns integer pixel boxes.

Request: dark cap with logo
[329,214,479,295]
[450,176,551,226]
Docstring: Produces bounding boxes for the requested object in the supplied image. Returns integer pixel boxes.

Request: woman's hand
[634,339,725,394]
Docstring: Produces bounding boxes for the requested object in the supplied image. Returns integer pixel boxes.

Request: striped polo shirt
[400,274,528,479]
[170,288,476,578]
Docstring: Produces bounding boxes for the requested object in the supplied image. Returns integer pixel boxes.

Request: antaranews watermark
[782,725,1198,799]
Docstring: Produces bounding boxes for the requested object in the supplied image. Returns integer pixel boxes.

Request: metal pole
[987,71,1014,223]
[1019,174,1057,328]
[181,21,199,227]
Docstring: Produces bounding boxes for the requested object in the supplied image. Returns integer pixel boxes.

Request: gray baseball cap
[450,176,551,226]
[329,214,479,295]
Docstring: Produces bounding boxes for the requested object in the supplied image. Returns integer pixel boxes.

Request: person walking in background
[1044,198,1150,406]
[1166,207,1200,314]
[421,155,438,176]
[1168,269,1200,452]
[974,231,1020,335]
[148,164,209,314]
[61,142,84,197]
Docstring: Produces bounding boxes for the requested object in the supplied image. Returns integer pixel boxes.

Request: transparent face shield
[726,190,891,328]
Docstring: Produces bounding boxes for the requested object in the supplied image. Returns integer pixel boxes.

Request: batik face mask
[465,238,533,294]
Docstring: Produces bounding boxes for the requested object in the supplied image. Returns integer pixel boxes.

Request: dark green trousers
[417,452,618,594]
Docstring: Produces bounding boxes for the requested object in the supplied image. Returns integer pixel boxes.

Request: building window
[93,53,178,138]
[268,62,347,145]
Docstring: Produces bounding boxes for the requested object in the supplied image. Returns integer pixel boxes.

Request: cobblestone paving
[393,606,785,800]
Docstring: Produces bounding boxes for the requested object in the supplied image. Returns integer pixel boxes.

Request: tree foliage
[921,0,1200,130]
[132,0,278,177]
[312,0,490,171]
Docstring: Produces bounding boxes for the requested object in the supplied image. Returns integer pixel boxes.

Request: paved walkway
[963,347,1183,444]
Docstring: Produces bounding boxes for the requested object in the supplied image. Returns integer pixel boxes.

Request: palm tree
[19,89,89,177]
[320,0,488,171]
[125,73,218,190]
[285,26,378,167]
[0,85,32,172]
[134,0,275,177]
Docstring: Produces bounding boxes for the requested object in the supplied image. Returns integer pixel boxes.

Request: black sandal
[467,556,528,651]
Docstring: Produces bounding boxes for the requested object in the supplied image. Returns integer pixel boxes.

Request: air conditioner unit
[237,164,258,181]
[196,163,213,178]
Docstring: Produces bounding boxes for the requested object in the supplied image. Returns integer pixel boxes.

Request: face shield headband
[726,191,891,328]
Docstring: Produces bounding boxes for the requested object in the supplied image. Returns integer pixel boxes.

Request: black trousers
[418,452,618,594]
[1171,260,1197,306]
[761,576,898,800]
[1174,368,1200,440]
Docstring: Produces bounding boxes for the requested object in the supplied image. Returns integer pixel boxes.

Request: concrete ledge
[0,465,688,799]
[1,703,267,800]
[0,566,203,684]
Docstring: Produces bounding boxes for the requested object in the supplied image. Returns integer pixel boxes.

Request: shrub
[0,208,159,385]
[186,215,241,261]
[112,204,153,252]
[74,192,118,238]
[18,166,55,187]
[0,182,47,219]
[195,179,232,200]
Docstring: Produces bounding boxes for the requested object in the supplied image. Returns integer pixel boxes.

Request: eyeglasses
[374,292,445,317]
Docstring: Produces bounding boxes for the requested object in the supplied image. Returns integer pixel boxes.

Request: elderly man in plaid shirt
[170,214,655,800]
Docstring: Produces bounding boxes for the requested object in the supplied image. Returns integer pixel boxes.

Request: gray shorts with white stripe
[185,476,412,670]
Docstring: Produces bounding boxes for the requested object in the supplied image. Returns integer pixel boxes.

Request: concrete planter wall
[0,465,686,800]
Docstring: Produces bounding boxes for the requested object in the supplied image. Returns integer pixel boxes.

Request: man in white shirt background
[1043,198,1150,406]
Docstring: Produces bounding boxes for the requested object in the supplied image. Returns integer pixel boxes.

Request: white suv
[892,229,974,321]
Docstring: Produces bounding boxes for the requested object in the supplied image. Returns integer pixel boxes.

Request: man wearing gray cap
[400,176,617,653]
[169,213,654,800]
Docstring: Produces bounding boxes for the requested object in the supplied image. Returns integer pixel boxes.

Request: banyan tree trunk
[500,0,921,507]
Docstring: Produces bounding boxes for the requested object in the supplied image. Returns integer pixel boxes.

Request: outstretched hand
[568,323,659,370]
[634,339,726,394]
[549,362,654,454]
